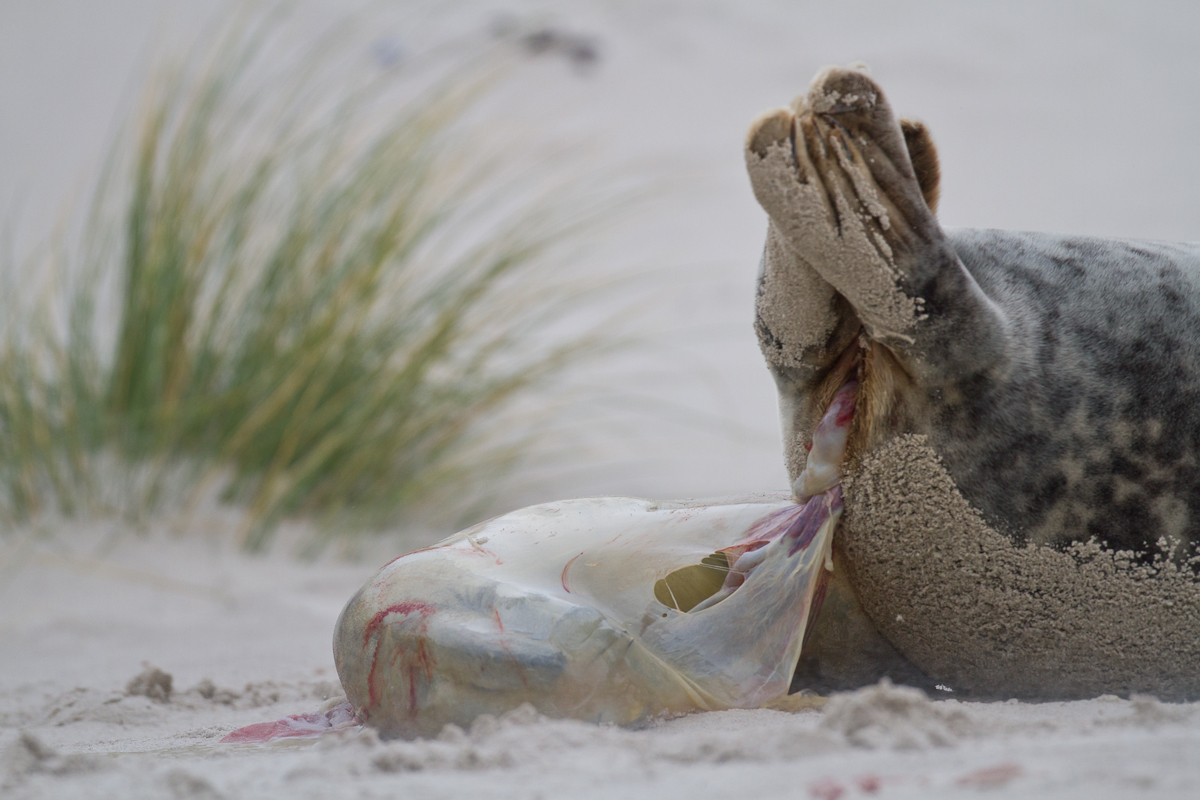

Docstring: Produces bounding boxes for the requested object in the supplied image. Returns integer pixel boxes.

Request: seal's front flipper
[747,66,1009,387]
[746,109,862,480]
[746,108,858,384]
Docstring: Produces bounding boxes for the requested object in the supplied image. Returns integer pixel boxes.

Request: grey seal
[745,65,1200,699]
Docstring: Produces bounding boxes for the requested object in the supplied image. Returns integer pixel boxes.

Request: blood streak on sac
[492,609,530,687]
[361,601,435,647]
[405,636,436,712]
[561,552,583,593]
[361,602,437,712]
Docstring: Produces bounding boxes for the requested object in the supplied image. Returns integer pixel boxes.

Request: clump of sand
[125,666,172,704]
[819,678,973,749]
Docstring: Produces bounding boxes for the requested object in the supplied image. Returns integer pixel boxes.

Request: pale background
[4,0,1198,506]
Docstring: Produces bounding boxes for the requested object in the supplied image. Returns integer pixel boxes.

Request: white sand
[4,2,1200,798]
[4,527,1200,800]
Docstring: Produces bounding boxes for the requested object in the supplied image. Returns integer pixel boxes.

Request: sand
[4,527,1200,800]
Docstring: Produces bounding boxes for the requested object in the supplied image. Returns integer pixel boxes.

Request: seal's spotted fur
[922,230,1200,556]
[746,65,1200,697]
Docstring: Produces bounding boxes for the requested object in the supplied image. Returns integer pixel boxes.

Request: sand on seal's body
[745,65,1200,698]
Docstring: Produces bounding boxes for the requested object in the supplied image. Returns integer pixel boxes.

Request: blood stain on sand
[220,701,358,744]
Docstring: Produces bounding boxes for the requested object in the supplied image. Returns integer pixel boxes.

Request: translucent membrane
[325,491,837,737]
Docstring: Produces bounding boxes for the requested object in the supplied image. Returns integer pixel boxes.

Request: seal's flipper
[746,107,856,383]
[746,109,861,480]
[746,65,1008,387]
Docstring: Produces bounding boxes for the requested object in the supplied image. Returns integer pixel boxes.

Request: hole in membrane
[654,552,731,612]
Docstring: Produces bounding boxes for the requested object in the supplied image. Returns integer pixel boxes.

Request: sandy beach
[4,1,1200,797]
[5,524,1200,799]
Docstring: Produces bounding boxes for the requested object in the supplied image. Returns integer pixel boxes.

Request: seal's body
[914,230,1200,556]
[745,66,1200,698]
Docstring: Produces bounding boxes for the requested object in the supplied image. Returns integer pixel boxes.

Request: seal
[745,64,1200,699]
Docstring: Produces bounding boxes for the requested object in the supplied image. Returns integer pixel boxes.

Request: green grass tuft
[0,12,630,550]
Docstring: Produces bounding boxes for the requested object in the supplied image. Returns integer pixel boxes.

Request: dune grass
[0,14,627,549]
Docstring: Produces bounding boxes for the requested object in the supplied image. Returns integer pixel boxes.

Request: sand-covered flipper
[751,216,860,481]
[745,65,1008,387]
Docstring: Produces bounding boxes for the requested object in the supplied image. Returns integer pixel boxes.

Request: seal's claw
[806,68,928,261]
[807,65,908,169]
